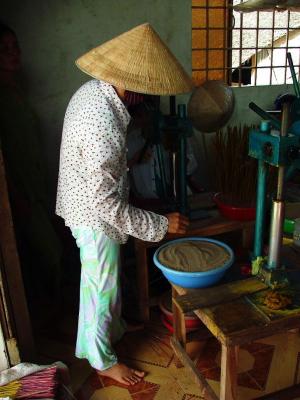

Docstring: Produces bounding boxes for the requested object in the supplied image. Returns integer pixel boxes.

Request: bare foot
[97,363,145,385]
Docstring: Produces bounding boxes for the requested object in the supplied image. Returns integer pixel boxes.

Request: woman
[56,23,192,385]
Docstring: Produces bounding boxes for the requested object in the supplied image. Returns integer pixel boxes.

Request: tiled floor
[34,294,300,400]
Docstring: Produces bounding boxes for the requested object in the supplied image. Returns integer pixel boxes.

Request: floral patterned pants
[71,227,126,370]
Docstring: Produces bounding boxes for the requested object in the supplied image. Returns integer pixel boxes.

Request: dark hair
[0,22,16,40]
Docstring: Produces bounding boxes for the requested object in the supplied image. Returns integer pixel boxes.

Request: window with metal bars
[192,0,300,87]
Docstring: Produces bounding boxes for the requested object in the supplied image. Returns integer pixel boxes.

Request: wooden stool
[134,215,254,322]
[170,278,300,400]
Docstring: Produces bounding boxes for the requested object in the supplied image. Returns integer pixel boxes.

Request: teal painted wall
[3,0,192,201]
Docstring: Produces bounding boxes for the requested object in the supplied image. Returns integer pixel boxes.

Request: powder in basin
[158,241,230,272]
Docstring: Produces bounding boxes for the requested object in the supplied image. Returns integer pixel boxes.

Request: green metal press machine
[249,53,300,287]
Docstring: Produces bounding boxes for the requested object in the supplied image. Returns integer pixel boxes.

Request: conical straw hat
[76,23,194,95]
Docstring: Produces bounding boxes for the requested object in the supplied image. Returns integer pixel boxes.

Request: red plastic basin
[213,192,256,221]
[159,292,202,333]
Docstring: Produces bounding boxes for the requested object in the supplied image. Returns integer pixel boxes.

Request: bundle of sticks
[0,366,58,399]
[212,125,258,206]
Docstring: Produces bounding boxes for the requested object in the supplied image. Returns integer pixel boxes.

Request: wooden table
[170,277,300,400]
[134,214,254,321]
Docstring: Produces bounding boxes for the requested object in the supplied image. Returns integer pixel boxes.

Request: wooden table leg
[220,344,238,400]
[172,286,187,348]
[134,240,150,322]
[172,287,187,368]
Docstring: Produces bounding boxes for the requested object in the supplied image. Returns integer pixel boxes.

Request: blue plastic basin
[153,237,234,289]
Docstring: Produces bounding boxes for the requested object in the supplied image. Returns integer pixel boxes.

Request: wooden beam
[170,337,219,400]
[0,151,35,362]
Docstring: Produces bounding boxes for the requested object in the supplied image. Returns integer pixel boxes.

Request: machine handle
[287,52,300,98]
[249,102,281,130]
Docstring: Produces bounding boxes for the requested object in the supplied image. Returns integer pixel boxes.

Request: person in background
[127,100,202,212]
[56,23,192,386]
[0,23,62,304]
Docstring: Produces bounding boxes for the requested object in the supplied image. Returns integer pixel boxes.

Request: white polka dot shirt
[56,79,168,244]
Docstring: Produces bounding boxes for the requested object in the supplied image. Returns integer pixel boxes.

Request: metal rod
[239,5,244,86]
[253,160,268,258]
[267,101,290,270]
[172,152,177,200]
[270,10,275,86]
[284,12,291,85]
[277,167,285,200]
[156,144,168,200]
[249,102,281,130]
[179,134,187,215]
[254,10,260,86]
[178,105,188,215]
[267,200,285,270]
[276,101,290,201]
[287,52,300,98]
[227,0,233,85]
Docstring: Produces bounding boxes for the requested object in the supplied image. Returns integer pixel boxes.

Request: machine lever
[249,102,281,130]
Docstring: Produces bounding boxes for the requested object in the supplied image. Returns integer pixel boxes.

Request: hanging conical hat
[188,80,234,133]
[75,23,194,95]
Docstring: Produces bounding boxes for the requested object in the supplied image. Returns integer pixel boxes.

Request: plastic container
[213,192,256,221]
[285,202,300,234]
[153,237,234,289]
[159,291,202,333]
[283,218,295,234]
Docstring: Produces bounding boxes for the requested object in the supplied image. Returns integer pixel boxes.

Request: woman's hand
[166,212,189,234]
